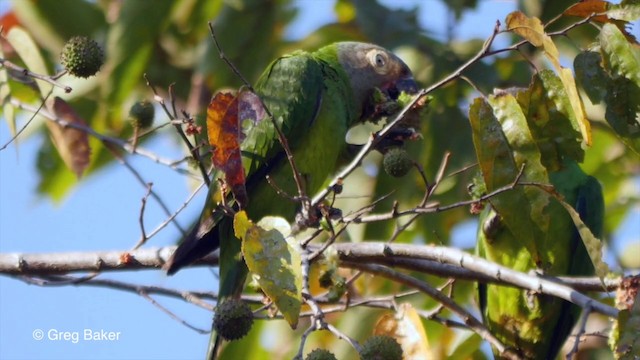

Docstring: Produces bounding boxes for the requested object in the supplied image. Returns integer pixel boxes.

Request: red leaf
[206,92,248,207]
[0,11,21,33]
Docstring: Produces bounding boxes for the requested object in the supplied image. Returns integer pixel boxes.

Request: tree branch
[0,245,623,310]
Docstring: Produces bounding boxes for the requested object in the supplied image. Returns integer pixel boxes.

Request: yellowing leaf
[374,303,431,360]
[559,68,591,146]
[505,12,591,146]
[234,212,302,328]
[505,11,545,47]
[46,97,91,178]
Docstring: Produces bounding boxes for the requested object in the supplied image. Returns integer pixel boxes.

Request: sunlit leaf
[6,26,52,97]
[559,68,591,146]
[45,97,91,178]
[505,11,546,47]
[234,211,302,329]
[207,92,248,207]
[447,333,483,360]
[600,23,640,86]
[521,70,585,167]
[374,303,432,360]
[608,0,640,23]
[505,12,591,146]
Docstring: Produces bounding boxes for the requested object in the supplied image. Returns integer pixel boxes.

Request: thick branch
[0,245,621,295]
[334,243,618,318]
[0,247,215,274]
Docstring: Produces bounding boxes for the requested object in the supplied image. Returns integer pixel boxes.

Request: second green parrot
[477,160,604,359]
[163,42,417,358]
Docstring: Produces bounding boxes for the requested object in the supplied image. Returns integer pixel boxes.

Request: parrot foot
[293,202,342,232]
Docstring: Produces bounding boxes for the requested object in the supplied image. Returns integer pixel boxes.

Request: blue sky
[1,1,638,359]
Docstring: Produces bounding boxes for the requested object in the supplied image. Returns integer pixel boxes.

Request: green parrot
[163,42,417,358]
[477,160,604,359]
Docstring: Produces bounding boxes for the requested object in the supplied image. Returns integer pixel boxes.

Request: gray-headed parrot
[163,42,417,358]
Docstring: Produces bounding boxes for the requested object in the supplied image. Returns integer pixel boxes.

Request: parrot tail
[163,217,221,275]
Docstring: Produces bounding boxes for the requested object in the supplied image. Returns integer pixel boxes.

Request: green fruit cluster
[382,147,413,177]
[212,299,254,341]
[305,348,338,360]
[359,335,403,360]
[60,36,104,78]
[129,100,155,129]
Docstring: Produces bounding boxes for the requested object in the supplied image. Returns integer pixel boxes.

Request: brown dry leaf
[206,92,248,207]
[564,0,611,23]
[46,97,91,178]
[374,303,431,360]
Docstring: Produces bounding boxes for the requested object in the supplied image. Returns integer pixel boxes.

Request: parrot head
[330,42,418,120]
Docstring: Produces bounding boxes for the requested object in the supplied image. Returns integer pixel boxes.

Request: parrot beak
[396,76,419,94]
[386,76,419,100]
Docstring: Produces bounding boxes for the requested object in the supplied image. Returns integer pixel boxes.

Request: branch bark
[0,243,622,319]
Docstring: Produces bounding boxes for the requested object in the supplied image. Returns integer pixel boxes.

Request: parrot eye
[374,53,387,68]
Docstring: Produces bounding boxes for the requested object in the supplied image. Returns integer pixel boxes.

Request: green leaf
[234,211,302,329]
[13,0,106,51]
[104,0,175,108]
[600,23,640,86]
[0,42,16,137]
[448,333,483,360]
[574,51,609,105]
[608,0,640,22]
[6,26,52,97]
[470,94,555,264]
[519,69,585,168]
[604,77,640,153]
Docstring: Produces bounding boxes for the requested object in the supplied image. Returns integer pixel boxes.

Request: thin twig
[137,183,154,246]
[138,290,210,334]
[133,180,207,248]
[0,91,52,151]
[0,57,72,93]
[10,99,194,173]
[347,262,519,360]
[105,143,186,235]
[144,74,211,187]
[565,303,592,359]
